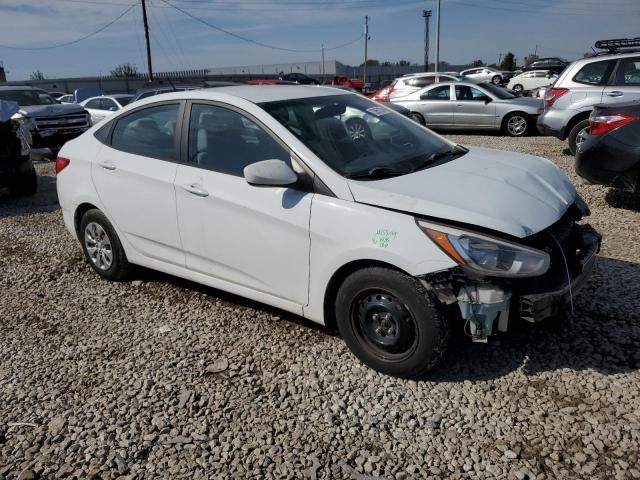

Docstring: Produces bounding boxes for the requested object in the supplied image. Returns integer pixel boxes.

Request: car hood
[17,104,86,117]
[347,146,576,238]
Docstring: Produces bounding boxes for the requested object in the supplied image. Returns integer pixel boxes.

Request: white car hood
[348,146,576,238]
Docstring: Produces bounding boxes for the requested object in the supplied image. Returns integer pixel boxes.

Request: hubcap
[84,222,113,270]
[348,122,367,141]
[352,291,417,360]
[507,115,527,135]
[513,85,523,92]
[576,127,589,147]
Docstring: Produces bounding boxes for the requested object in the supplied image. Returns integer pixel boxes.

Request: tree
[472,59,486,68]
[524,54,539,67]
[361,59,379,67]
[381,61,393,67]
[499,52,516,71]
[30,70,45,80]
[397,60,411,67]
[110,63,139,78]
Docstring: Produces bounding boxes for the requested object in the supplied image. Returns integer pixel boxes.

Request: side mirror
[244,159,298,187]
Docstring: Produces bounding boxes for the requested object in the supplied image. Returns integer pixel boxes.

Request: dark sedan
[576,102,640,194]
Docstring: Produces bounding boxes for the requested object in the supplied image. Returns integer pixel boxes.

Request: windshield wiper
[408,144,469,173]
[345,166,411,180]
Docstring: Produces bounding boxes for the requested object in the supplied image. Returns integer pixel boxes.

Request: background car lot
[1,133,638,479]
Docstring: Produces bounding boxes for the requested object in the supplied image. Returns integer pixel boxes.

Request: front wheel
[491,75,502,85]
[80,209,132,281]
[568,119,590,156]
[503,112,531,137]
[512,84,524,93]
[410,112,426,125]
[335,267,450,378]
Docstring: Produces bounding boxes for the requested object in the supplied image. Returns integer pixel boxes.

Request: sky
[0,0,639,81]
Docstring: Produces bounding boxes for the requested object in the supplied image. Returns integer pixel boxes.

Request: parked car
[246,79,297,85]
[80,95,133,124]
[387,73,460,100]
[507,70,558,94]
[57,94,75,104]
[538,38,640,154]
[131,83,203,103]
[0,100,36,196]
[523,57,569,75]
[575,101,640,194]
[0,86,91,160]
[529,85,549,99]
[324,76,364,91]
[56,85,599,377]
[392,81,543,136]
[459,67,515,85]
[281,73,319,85]
[204,81,242,88]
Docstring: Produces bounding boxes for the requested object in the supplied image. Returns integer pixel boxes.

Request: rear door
[412,84,454,127]
[570,59,617,106]
[453,85,496,127]
[91,101,185,266]
[603,56,640,104]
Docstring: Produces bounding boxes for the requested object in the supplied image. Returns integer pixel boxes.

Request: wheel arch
[501,110,530,131]
[74,202,100,239]
[563,111,591,140]
[322,259,411,333]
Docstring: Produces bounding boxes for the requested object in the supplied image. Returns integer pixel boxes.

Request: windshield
[260,94,461,179]
[0,89,59,106]
[478,83,516,99]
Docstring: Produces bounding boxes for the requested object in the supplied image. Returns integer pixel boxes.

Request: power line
[448,0,637,16]
[157,0,363,52]
[0,3,137,50]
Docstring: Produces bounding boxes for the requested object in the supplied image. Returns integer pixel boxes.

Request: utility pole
[321,45,325,79]
[363,16,369,89]
[434,0,440,78]
[423,10,432,72]
[141,0,153,82]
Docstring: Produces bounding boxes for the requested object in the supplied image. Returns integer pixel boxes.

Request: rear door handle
[98,160,116,171]
[607,91,624,97]
[181,183,209,197]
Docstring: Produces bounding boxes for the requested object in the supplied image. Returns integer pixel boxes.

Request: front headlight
[417,220,550,277]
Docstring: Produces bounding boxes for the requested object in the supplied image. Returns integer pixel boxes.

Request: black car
[0,101,37,196]
[576,101,640,194]
[523,57,569,74]
[281,73,319,85]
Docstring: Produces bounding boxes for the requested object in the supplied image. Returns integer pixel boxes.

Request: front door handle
[181,183,209,197]
[607,91,624,97]
[98,160,116,171]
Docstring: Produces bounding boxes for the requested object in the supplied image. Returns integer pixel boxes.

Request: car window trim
[103,100,185,163]
[180,99,332,196]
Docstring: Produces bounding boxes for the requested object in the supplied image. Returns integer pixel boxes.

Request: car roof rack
[594,37,640,54]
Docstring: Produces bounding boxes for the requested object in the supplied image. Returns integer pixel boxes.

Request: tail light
[55,157,70,175]
[372,86,391,102]
[589,113,636,135]
[544,87,569,107]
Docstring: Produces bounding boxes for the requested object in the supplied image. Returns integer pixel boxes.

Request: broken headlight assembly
[417,220,550,278]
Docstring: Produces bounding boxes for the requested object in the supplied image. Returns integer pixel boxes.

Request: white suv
[538,40,640,154]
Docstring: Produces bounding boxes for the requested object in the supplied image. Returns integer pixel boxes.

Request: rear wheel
[9,167,37,197]
[503,112,531,137]
[491,75,502,85]
[512,84,524,93]
[568,119,590,156]
[335,267,449,378]
[80,209,132,281]
[410,112,425,125]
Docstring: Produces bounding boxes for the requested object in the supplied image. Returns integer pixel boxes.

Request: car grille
[34,113,90,130]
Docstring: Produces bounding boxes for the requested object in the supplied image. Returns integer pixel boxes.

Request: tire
[79,209,132,281]
[568,119,590,156]
[410,112,425,125]
[9,167,37,197]
[503,112,531,137]
[335,267,450,378]
[345,118,372,141]
[512,84,524,93]
[491,75,502,85]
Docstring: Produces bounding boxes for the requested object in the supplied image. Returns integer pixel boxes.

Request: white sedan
[55,86,599,377]
[80,95,133,124]
[507,70,558,93]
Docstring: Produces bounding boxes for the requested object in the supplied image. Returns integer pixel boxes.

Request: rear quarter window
[573,60,616,86]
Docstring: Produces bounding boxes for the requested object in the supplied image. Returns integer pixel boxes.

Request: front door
[453,85,496,127]
[414,84,454,127]
[174,102,312,306]
[91,102,185,266]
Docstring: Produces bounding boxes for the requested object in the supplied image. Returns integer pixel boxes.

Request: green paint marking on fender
[372,229,398,248]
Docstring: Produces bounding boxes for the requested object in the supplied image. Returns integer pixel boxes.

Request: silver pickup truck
[0,86,91,160]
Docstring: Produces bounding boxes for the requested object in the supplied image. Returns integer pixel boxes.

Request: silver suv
[538,39,640,154]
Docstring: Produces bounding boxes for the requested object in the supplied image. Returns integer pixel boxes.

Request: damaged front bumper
[424,223,601,342]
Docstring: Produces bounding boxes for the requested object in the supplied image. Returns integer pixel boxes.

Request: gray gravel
[1,135,639,479]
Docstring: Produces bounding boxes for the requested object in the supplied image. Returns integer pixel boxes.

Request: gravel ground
[1,135,639,480]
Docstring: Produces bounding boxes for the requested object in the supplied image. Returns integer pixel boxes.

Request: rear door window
[613,57,640,86]
[421,85,451,100]
[573,60,616,86]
